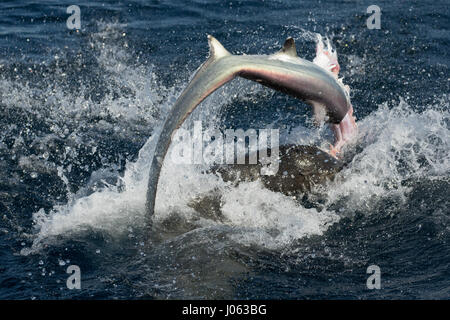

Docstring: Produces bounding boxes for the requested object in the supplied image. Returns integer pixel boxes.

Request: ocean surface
[0,0,448,299]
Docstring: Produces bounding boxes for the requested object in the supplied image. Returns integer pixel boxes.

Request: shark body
[146,35,352,217]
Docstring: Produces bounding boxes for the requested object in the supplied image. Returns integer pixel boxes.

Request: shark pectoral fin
[308,101,327,126]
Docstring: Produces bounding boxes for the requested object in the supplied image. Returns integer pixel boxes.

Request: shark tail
[145,36,237,218]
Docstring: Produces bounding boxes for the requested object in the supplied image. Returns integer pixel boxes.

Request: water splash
[14,24,449,254]
[324,97,449,213]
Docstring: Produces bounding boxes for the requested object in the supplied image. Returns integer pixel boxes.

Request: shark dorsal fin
[207,35,231,60]
[279,37,298,57]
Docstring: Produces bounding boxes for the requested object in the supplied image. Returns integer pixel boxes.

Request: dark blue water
[0,0,448,299]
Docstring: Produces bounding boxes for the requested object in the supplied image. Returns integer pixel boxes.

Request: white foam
[324,98,449,212]
[220,181,339,249]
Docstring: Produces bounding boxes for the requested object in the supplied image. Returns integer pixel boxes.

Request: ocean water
[0,0,448,299]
